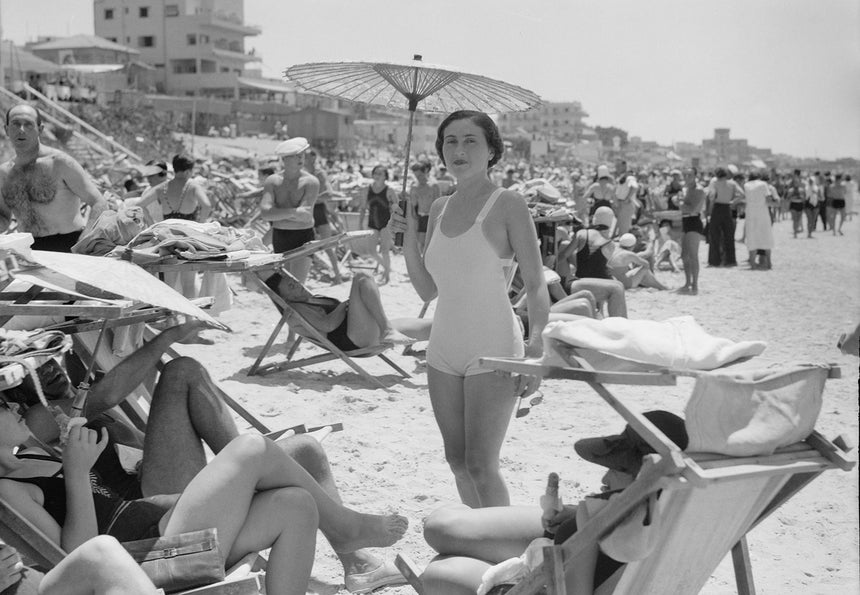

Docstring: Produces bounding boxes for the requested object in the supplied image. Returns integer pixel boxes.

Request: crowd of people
[0,100,857,594]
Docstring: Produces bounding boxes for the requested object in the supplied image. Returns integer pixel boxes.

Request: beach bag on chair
[122,528,225,593]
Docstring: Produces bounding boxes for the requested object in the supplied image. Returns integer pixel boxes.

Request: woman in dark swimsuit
[358,165,398,284]
[138,154,212,222]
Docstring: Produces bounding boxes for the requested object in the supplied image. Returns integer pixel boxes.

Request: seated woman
[417,411,687,595]
[607,234,667,290]
[0,399,408,595]
[262,271,416,350]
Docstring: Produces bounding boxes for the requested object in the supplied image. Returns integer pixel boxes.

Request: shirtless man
[0,104,107,252]
[409,161,441,253]
[260,137,319,284]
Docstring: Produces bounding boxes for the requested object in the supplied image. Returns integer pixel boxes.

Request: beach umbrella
[284,55,542,223]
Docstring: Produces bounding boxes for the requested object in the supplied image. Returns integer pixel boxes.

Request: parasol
[284,55,542,233]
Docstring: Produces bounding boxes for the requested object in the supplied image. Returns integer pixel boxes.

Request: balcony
[195,11,261,36]
[211,47,261,64]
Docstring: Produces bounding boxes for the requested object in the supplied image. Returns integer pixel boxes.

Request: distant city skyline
[2,0,858,160]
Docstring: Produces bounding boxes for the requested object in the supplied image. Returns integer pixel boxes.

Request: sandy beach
[177,213,860,595]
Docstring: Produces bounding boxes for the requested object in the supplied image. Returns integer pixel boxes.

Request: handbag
[122,528,226,593]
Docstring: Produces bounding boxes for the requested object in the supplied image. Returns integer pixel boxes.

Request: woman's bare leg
[422,556,492,595]
[688,234,701,292]
[427,367,478,507]
[462,372,518,507]
[345,273,411,346]
[39,535,159,595]
[424,503,543,561]
[161,435,407,558]
[379,228,393,283]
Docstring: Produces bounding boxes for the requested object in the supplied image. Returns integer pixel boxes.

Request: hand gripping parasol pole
[394,58,421,247]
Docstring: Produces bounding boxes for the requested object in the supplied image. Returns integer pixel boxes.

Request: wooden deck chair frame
[0,496,263,594]
[244,233,409,388]
[476,345,854,595]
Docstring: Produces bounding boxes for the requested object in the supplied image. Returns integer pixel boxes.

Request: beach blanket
[542,315,766,370]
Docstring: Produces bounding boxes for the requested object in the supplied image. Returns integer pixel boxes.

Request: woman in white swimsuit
[392,111,550,507]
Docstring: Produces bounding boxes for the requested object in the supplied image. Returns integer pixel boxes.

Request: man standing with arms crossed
[260,137,319,284]
[0,104,107,252]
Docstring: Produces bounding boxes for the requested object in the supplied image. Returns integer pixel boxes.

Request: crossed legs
[139,357,406,587]
[427,368,517,507]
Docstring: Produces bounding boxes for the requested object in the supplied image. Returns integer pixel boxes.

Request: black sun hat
[574,410,688,476]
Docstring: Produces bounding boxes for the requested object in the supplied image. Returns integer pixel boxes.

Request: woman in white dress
[743,171,776,270]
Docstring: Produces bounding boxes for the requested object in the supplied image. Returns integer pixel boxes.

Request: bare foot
[381,329,414,345]
[329,512,409,553]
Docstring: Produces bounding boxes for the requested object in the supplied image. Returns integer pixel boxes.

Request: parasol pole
[394,59,421,247]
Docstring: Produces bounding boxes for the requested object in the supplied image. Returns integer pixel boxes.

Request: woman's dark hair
[172,154,195,172]
[715,167,728,179]
[748,171,761,181]
[435,110,504,169]
[371,164,389,180]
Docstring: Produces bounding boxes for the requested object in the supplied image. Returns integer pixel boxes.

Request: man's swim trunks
[31,229,83,253]
[272,227,315,254]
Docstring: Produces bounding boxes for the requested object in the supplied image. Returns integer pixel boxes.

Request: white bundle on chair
[542,315,767,370]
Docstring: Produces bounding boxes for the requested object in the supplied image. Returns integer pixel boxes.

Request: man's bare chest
[273,179,304,208]
[2,163,59,210]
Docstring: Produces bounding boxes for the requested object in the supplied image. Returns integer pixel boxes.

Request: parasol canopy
[284,55,542,114]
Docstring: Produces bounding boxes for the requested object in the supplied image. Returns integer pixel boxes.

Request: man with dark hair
[0,104,108,252]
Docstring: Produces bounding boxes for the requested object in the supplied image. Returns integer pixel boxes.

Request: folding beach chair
[245,236,411,389]
[0,497,264,594]
[475,342,855,595]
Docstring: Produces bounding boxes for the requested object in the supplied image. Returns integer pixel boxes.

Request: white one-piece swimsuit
[424,188,524,377]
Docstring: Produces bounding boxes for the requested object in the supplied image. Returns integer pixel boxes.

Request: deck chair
[475,342,854,595]
[245,240,411,389]
[0,496,264,594]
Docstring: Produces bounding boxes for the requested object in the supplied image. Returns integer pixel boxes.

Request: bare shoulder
[428,193,451,218]
[300,171,320,190]
[496,188,530,219]
[264,173,283,188]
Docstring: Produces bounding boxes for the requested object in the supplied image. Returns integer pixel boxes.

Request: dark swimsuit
[575,229,611,279]
[5,475,168,542]
[366,186,391,231]
[160,181,199,221]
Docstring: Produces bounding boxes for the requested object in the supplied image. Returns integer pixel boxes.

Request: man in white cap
[261,136,319,284]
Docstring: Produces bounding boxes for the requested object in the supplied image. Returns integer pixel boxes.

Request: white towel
[542,315,766,370]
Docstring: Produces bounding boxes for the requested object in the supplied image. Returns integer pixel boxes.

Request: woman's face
[0,401,31,447]
[371,169,387,186]
[441,118,493,181]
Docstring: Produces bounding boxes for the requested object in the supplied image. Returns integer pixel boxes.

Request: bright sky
[3,0,858,159]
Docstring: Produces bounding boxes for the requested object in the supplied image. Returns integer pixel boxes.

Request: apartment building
[93,0,261,97]
[495,101,588,141]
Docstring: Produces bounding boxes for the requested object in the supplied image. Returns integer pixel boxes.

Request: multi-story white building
[93,0,261,97]
[495,101,588,141]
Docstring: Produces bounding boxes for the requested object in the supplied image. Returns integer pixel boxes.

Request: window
[138,36,155,47]
[199,34,210,44]
[165,5,179,17]
[187,34,197,45]
[107,37,117,43]
[104,8,114,19]
[139,7,149,17]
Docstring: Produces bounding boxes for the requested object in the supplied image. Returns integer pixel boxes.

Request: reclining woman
[263,270,417,350]
[0,397,408,595]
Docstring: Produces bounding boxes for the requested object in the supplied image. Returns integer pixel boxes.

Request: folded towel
[542,315,766,370]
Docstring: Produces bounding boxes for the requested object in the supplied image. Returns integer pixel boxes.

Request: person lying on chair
[1,536,160,595]
[417,411,688,595]
[3,322,409,594]
[262,270,417,351]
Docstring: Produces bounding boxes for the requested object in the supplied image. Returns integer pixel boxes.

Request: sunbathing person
[5,322,408,594]
[607,234,668,290]
[1,535,160,594]
[262,270,415,350]
[417,411,688,595]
